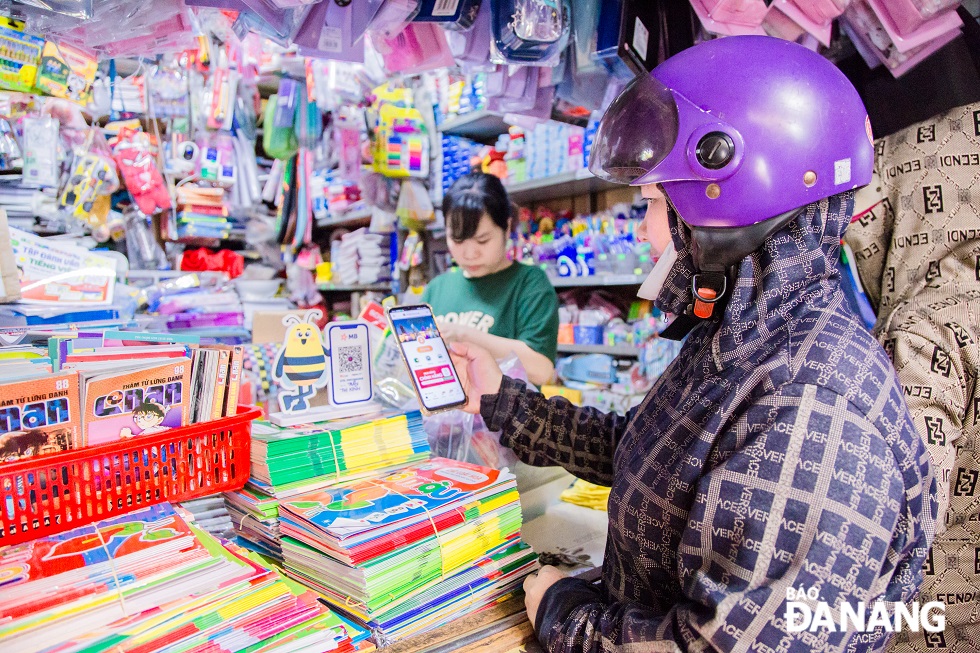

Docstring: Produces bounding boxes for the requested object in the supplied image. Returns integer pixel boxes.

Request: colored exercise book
[0,502,372,653]
[247,410,430,498]
[0,369,80,461]
[278,457,517,549]
[80,358,192,445]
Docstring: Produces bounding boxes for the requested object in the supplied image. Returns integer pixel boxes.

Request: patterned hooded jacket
[481,192,937,653]
[844,102,980,653]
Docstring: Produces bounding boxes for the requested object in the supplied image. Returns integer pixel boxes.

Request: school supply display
[247,410,429,498]
[0,503,372,653]
[277,458,538,644]
[225,484,285,561]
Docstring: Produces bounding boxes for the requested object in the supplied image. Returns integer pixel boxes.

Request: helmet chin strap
[658,208,804,340]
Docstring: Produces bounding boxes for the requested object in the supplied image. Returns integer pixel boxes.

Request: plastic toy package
[58,127,120,231]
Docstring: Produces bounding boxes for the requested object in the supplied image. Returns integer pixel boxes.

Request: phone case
[386,304,468,416]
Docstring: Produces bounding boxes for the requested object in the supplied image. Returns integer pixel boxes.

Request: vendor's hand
[524,565,567,630]
[448,341,503,414]
[437,321,474,343]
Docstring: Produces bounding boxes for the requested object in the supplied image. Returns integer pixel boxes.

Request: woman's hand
[448,341,503,414]
[524,565,567,629]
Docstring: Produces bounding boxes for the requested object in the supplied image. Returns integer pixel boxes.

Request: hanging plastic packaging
[20,115,60,188]
[396,180,435,230]
[14,0,93,18]
[0,117,21,171]
[869,0,961,36]
[489,0,571,64]
[413,0,483,30]
[294,0,385,63]
[367,0,421,40]
[263,82,300,160]
[697,0,768,27]
[446,0,493,66]
[58,128,120,230]
[373,22,456,74]
[110,127,172,215]
[373,104,430,178]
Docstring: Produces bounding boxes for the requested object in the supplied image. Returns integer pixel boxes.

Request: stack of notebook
[278,458,538,645]
[246,411,431,498]
[0,503,374,653]
[224,484,284,562]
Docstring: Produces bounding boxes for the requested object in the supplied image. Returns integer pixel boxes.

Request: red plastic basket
[0,405,260,547]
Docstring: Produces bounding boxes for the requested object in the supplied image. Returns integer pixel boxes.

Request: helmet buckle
[691,273,727,320]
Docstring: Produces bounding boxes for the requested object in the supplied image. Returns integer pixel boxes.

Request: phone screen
[327,323,373,405]
[388,305,467,413]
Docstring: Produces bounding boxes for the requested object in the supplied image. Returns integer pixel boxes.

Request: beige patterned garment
[846,102,980,652]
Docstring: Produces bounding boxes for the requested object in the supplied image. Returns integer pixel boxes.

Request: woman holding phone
[422,171,559,386]
[450,36,936,653]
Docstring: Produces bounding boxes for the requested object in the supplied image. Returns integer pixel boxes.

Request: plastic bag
[422,355,529,470]
[396,179,435,230]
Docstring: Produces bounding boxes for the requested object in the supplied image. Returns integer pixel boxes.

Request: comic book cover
[82,359,191,445]
[279,458,513,541]
[0,370,80,461]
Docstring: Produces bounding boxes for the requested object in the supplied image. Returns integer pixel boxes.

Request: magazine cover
[0,370,80,461]
[83,359,191,445]
[280,458,512,540]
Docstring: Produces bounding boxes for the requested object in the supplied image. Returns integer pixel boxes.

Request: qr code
[337,346,363,373]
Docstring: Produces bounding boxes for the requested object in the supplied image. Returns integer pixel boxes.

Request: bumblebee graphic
[273,310,330,412]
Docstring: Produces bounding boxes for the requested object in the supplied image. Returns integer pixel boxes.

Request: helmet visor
[588,73,679,185]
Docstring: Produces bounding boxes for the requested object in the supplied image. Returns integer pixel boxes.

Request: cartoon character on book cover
[0,371,80,461]
[84,361,191,445]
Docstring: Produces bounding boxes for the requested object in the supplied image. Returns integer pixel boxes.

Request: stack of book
[224,484,284,562]
[174,185,248,240]
[278,458,538,645]
[245,411,431,498]
[0,503,374,653]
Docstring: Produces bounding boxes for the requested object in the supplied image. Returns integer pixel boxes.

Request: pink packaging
[842,1,962,77]
[698,0,769,27]
[866,0,962,50]
[689,0,768,36]
[765,0,834,46]
[787,0,850,24]
[372,22,455,74]
[870,0,961,37]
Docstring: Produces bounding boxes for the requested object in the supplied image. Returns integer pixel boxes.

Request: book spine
[223,345,244,417]
[211,348,231,421]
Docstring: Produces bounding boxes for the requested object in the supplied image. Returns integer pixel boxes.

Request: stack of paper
[0,503,373,653]
[278,458,538,644]
[225,485,284,562]
[247,411,431,498]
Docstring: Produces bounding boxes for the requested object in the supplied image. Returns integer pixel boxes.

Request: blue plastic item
[490,0,571,63]
[556,353,617,385]
[413,0,483,30]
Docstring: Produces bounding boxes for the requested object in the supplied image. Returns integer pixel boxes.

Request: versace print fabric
[845,102,980,653]
[482,192,937,653]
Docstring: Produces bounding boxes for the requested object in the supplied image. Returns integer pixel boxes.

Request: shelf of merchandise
[505,168,621,204]
[317,283,392,293]
[315,206,373,229]
[550,273,646,288]
[438,110,512,141]
[556,343,640,357]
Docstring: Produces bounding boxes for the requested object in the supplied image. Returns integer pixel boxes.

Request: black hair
[443,172,511,242]
[133,401,166,418]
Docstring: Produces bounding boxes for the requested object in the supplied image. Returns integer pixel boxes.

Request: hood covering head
[657,191,856,359]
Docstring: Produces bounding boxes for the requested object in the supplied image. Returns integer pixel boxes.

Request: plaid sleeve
[480,376,634,487]
[535,383,933,653]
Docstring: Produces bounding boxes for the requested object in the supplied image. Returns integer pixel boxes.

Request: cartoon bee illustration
[273,310,330,412]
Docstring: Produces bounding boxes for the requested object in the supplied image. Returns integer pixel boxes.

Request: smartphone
[387,304,467,415]
[326,322,373,405]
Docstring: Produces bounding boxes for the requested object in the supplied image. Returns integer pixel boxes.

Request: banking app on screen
[390,307,466,410]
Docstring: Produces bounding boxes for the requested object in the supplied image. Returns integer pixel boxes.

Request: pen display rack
[0,405,260,547]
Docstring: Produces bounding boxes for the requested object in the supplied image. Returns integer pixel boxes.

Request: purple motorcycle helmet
[589,36,873,315]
